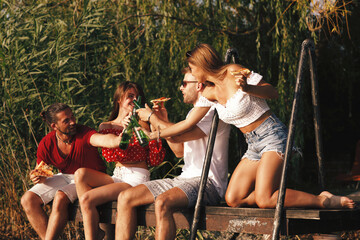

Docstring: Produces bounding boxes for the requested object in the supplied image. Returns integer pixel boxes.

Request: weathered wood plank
[69,201,360,235]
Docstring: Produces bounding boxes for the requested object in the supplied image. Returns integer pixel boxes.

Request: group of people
[21,43,354,240]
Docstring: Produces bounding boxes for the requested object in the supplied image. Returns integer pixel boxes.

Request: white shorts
[28,173,77,205]
[111,166,150,187]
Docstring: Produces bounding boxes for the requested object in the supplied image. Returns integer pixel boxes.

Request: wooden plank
[69,201,360,235]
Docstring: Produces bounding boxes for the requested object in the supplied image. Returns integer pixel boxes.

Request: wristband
[147,111,154,122]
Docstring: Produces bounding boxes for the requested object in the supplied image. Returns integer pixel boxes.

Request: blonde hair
[186,43,226,79]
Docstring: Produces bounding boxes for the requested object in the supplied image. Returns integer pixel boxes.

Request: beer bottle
[119,121,133,150]
[131,115,149,147]
[133,96,142,110]
[132,96,149,147]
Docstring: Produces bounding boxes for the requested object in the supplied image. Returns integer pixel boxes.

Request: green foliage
[1,0,359,238]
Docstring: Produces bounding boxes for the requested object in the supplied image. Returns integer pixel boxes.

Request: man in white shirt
[115,68,230,240]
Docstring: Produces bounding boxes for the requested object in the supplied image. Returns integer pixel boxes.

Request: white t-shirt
[178,106,230,198]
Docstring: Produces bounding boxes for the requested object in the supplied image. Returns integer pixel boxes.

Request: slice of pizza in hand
[31,161,54,177]
[230,68,251,76]
[150,97,171,104]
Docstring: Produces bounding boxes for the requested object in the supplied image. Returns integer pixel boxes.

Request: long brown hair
[108,81,146,121]
[186,43,226,78]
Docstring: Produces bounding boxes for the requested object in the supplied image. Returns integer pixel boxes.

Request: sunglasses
[181,80,198,88]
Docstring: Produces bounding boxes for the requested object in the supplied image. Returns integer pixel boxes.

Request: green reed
[1,0,348,239]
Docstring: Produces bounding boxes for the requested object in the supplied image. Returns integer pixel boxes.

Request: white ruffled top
[195,72,270,128]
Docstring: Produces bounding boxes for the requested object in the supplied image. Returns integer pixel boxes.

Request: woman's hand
[122,112,132,128]
[234,73,249,92]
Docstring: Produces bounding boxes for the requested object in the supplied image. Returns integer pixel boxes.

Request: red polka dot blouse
[100,128,165,167]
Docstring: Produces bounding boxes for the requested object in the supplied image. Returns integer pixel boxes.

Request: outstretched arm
[142,106,210,140]
[89,132,123,148]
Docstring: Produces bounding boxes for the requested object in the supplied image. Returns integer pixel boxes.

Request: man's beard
[58,125,77,136]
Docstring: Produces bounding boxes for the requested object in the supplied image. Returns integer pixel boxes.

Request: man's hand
[29,171,46,184]
[152,102,169,122]
[136,104,153,122]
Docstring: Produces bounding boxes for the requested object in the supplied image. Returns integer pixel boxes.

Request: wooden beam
[68,201,360,235]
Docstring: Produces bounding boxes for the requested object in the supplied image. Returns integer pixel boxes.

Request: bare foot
[97,228,105,240]
[320,191,355,209]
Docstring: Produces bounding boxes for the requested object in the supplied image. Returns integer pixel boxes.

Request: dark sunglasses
[181,80,198,88]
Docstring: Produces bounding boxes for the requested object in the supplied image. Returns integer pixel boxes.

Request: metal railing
[272,38,324,239]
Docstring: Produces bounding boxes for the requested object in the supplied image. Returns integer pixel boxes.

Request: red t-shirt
[36,125,106,174]
[100,128,165,167]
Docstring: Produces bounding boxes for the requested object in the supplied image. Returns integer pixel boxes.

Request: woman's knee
[74,167,88,183]
[225,191,241,208]
[79,192,93,210]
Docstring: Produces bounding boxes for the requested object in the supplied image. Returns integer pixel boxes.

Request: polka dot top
[100,128,165,167]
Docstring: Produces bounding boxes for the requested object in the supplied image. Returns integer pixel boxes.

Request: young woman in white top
[143,43,354,209]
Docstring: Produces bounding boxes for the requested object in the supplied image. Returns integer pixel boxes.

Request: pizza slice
[150,97,171,104]
[230,68,251,76]
[31,161,54,177]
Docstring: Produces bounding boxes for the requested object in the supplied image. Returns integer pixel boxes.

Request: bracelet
[147,111,154,122]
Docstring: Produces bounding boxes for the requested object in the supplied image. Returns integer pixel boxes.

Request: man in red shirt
[21,103,122,240]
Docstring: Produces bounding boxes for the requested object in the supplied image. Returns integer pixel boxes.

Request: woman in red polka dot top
[74,81,165,239]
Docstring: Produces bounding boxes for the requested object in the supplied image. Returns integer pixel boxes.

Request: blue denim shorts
[242,114,287,161]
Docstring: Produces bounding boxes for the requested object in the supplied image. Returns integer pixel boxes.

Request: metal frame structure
[272,38,325,239]
[189,39,325,240]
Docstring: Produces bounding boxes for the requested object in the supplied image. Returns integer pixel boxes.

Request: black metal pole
[189,110,219,240]
[189,48,239,240]
[271,39,313,240]
[308,45,325,191]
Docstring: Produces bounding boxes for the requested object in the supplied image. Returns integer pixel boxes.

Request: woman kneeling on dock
[144,43,354,210]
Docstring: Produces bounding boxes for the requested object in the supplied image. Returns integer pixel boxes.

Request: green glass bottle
[133,96,142,110]
[119,121,133,150]
[132,96,149,147]
[131,115,149,147]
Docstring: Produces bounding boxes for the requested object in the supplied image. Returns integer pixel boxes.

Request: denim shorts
[29,173,77,205]
[143,177,220,208]
[112,166,150,187]
[242,114,287,161]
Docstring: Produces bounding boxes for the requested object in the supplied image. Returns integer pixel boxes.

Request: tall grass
[1,0,358,239]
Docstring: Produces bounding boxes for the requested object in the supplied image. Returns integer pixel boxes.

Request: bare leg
[116,184,155,240]
[74,168,129,240]
[255,152,354,209]
[45,191,71,240]
[225,158,259,207]
[81,182,132,240]
[21,191,48,240]
[154,187,188,240]
[74,168,114,200]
